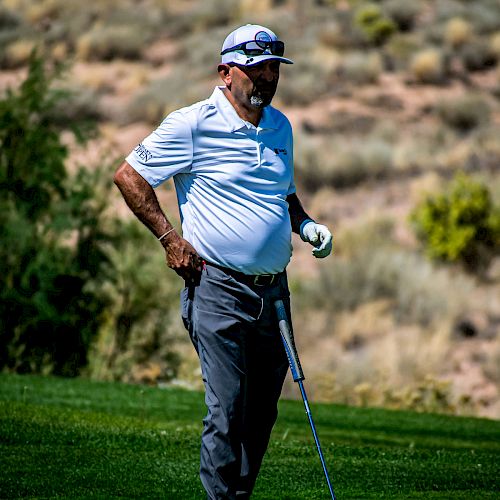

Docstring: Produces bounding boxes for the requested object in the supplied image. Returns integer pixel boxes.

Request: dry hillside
[1,0,499,417]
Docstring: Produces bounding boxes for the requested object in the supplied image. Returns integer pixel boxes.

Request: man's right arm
[113,161,203,281]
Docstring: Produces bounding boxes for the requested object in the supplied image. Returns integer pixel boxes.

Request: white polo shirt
[126,86,295,274]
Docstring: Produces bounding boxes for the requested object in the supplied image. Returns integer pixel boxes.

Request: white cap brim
[221,52,293,66]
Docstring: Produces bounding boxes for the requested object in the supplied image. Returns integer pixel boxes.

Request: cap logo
[255,31,272,48]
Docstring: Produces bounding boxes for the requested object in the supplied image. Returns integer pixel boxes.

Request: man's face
[228,60,280,110]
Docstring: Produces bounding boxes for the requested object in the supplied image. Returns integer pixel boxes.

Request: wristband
[299,218,315,240]
[158,228,175,242]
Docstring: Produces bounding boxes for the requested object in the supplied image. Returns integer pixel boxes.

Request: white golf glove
[300,219,333,258]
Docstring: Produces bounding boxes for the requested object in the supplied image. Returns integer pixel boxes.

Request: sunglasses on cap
[221,40,285,57]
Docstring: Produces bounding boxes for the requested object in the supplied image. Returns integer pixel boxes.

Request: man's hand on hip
[162,232,203,282]
[300,220,333,258]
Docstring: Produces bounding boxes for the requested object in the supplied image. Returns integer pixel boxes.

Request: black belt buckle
[253,274,275,286]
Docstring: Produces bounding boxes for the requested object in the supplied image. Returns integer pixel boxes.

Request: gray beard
[250,95,267,109]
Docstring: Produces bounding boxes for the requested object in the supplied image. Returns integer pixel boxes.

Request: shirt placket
[255,127,266,168]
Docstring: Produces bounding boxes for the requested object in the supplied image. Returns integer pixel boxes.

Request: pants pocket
[180,286,192,332]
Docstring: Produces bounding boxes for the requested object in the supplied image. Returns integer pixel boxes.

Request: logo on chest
[273,147,288,156]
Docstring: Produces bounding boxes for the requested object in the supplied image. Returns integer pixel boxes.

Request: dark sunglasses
[221,40,285,57]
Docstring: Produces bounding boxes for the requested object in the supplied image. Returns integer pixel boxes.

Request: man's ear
[218,64,232,87]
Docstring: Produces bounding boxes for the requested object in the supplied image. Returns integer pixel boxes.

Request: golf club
[274,299,336,500]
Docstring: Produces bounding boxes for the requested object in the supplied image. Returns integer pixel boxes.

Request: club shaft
[274,299,336,499]
[298,380,336,500]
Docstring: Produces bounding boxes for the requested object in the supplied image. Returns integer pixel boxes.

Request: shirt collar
[259,106,278,130]
[210,86,278,132]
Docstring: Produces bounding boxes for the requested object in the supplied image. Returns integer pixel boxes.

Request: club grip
[274,299,305,382]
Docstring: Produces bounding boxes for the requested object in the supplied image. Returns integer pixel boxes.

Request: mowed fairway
[0,374,498,499]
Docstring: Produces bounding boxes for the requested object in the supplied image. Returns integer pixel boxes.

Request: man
[114,24,332,499]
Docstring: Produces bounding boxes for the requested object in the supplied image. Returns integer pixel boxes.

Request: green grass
[0,375,499,499]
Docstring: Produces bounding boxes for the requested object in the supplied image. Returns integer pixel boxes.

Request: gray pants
[181,263,290,499]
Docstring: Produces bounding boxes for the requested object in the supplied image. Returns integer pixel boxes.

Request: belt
[205,262,281,287]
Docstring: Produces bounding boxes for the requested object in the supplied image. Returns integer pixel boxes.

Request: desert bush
[460,40,497,72]
[311,369,466,414]
[295,135,392,190]
[1,39,37,69]
[466,0,500,35]
[25,0,61,25]
[188,0,239,31]
[125,73,209,125]
[382,376,458,414]
[76,25,146,61]
[338,51,383,84]
[411,173,500,274]
[321,8,367,49]
[385,32,423,71]
[12,0,171,51]
[354,3,396,46]
[382,0,420,32]
[88,219,184,383]
[436,94,491,133]
[382,0,422,31]
[318,20,344,48]
[490,31,500,60]
[294,217,473,326]
[50,41,68,62]
[444,17,473,49]
[177,26,228,82]
[278,69,332,106]
[410,48,445,84]
[277,25,339,105]
[49,85,103,124]
[0,6,22,28]
[435,0,467,23]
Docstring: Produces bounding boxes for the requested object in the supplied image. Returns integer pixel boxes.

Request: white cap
[221,24,293,66]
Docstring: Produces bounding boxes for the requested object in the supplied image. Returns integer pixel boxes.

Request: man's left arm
[286,193,333,259]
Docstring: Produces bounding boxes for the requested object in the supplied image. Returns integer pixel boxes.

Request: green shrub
[0,53,113,375]
[0,52,185,380]
[437,94,491,132]
[354,3,397,46]
[411,173,500,274]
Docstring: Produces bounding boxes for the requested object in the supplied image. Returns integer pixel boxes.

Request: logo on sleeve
[134,143,153,162]
[274,148,288,156]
